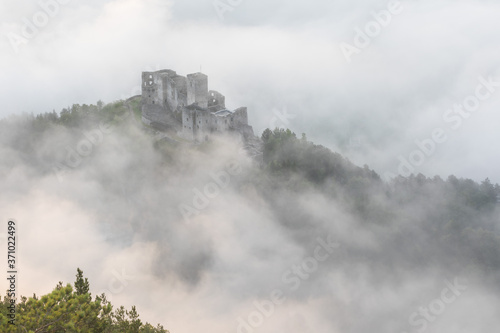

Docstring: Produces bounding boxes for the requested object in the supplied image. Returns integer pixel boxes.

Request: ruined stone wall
[208,90,226,112]
[142,72,163,106]
[231,107,254,137]
[142,69,253,140]
[141,104,171,127]
[181,109,195,140]
[215,115,231,132]
[142,72,164,125]
[231,107,248,126]
[195,111,213,141]
[182,109,217,141]
[142,70,181,129]
[163,75,178,112]
[173,75,187,110]
[187,73,208,108]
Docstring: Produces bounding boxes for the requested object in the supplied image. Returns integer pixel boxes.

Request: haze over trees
[1,100,499,332]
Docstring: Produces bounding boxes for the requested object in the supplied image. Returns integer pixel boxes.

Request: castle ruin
[141,69,254,141]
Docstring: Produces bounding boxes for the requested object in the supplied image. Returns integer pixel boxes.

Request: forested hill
[1,100,500,331]
[259,127,500,276]
[2,99,499,241]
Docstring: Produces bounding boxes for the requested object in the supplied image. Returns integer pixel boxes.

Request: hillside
[1,99,500,332]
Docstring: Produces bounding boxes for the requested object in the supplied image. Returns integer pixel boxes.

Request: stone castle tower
[141,69,254,141]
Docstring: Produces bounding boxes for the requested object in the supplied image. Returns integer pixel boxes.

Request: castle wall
[142,104,172,127]
[142,70,182,130]
[187,73,208,108]
[173,75,187,110]
[232,107,248,126]
[142,72,164,126]
[142,69,253,140]
[195,111,212,141]
[215,115,230,132]
[181,109,195,140]
[208,90,226,112]
[142,72,164,106]
[230,107,254,137]
[162,75,178,113]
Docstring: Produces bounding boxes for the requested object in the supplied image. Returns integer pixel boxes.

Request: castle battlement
[141,69,253,141]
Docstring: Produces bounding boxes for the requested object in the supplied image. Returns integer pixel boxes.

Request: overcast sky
[1,0,499,182]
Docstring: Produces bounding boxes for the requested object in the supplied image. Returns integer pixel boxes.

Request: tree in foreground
[0,268,169,333]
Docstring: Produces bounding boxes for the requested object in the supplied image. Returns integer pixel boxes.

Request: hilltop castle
[141,69,254,141]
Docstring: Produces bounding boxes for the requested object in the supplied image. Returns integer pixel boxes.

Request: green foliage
[127,96,143,123]
[9,100,133,132]
[0,269,169,333]
[261,127,380,185]
[75,268,90,296]
[260,127,499,230]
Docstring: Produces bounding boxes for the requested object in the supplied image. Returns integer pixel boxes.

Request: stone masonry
[141,69,254,141]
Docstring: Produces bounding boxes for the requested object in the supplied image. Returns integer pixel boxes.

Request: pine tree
[74,268,90,296]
